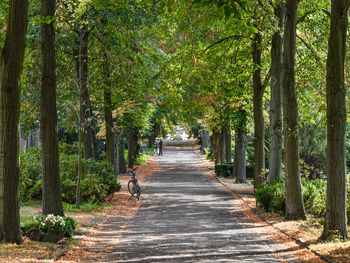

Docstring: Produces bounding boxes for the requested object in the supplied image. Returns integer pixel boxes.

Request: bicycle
[127,168,141,200]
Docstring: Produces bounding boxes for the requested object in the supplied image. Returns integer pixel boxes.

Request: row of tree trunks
[321,0,349,240]
[210,123,231,164]
[40,0,64,217]
[268,3,283,184]
[0,0,29,244]
[282,0,306,220]
[252,32,265,190]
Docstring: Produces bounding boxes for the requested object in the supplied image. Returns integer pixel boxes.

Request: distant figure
[154,138,159,156]
[158,138,163,156]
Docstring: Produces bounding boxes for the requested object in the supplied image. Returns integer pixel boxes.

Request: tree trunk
[282,0,306,220]
[253,32,265,190]
[118,132,126,174]
[321,0,349,240]
[200,128,211,154]
[224,123,231,163]
[76,124,82,208]
[192,127,199,138]
[103,54,114,167]
[79,25,98,160]
[40,0,64,216]
[268,3,283,184]
[0,0,29,243]
[219,126,226,164]
[234,128,248,183]
[234,111,248,183]
[127,122,134,169]
[211,130,222,164]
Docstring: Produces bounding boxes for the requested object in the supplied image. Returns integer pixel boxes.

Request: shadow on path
[69,140,301,263]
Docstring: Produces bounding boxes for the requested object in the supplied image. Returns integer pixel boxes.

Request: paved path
[73,141,299,262]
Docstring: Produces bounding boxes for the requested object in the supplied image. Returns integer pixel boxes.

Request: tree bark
[234,129,248,183]
[321,0,349,240]
[103,54,114,167]
[234,111,248,183]
[253,32,265,190]
[40,0,64,216]
[118,132,126,174]
[79,25,98,160]
[268,3,283,184]
[224,122,231,163]
[127,122,134,169]
[0,0,29,243]
[200,128,211,154]
[282,0,306,220]
[211,129,223,164]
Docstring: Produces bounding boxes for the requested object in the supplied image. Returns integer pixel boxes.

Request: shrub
[59,153,121,204]
[255,181,285,214]
[215,163,233,177]
[20,148,42,202]
[20,147,121,204]
[301,178,327,216]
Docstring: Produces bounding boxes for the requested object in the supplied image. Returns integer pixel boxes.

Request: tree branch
[296,34,324,68]
[297,10,315,24]
[202,35,242,53]
[262,67,271,91]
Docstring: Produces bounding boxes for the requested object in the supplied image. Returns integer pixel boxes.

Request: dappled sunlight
[57,141,324,262]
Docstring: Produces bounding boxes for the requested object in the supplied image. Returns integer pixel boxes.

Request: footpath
[58,140,324,262]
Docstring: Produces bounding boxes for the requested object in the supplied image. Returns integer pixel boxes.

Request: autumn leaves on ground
[1,156,349,263]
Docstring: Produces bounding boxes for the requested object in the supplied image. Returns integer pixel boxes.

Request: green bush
[301,178,327,216]
[20,147,121,204]
[20,148,42,202]
[59,153,121,204]
[215,163,233,177]
[255,181,285,213]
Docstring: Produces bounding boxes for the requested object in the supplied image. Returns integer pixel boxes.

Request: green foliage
[60,153,121,204]
[20,148,42,202]
[19,147,121,204]
[255,178,350,222]
[301,178,327,217]
[255,181,285,214]
[215,163,233,177]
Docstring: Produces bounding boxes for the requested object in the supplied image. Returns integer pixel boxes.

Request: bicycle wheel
[134,183,141,199]
[128,180,137,197]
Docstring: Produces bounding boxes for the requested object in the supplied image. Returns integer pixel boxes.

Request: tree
[252,31,265,189]
[268,2,283,184]
[41,0,64,216]
[321,0,349,240]
[0,0,29,243]
[282,0,306,220]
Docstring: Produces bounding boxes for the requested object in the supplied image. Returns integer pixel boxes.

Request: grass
[19,200,111,226]
[63,202,112,213]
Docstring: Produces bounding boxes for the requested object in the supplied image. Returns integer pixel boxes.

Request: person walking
[158,138,163,156]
